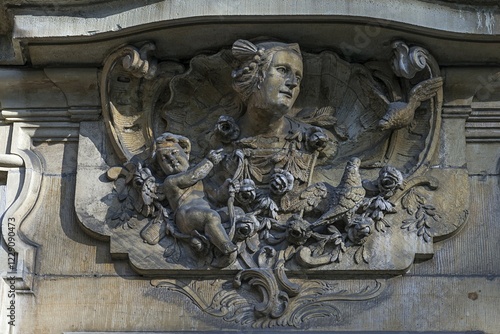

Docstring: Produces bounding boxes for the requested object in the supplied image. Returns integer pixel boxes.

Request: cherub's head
[154,132,191,175]
[232,39,303,116]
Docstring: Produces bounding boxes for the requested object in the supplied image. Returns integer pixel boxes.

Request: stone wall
[0,1,499,333]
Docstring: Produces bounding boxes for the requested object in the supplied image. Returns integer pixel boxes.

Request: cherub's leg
[203,210,237,255]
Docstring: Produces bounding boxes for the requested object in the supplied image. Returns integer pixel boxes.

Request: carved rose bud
[306,127,329,152]
[234,214,259,241]
[270,169,294,195]
[377,166,403,198]
[286,215,313,246]
[347,216,373,245]
[235,178,256,205]
[214,115,240,144]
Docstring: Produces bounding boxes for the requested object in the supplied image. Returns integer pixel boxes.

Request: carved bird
[280,182,328,214]
[311,157,365,229]
[378,77,443,131]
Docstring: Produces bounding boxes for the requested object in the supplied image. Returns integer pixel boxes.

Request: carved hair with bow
[231,39,302,102]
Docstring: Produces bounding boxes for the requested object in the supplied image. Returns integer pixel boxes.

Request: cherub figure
[154,132,238,256]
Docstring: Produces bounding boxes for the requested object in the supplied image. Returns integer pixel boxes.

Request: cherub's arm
[168,149,224,189]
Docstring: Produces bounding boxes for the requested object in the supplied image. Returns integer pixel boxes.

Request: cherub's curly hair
[231,39,301,102]
[153,132,191,157]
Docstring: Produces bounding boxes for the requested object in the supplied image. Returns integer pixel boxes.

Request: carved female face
[156,144,190,175]
[247,50,303,117]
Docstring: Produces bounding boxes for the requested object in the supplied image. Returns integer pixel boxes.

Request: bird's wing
[409,77,443,103]
[281,182,328,213]
[341,186,365,202]
[320,204,346,220]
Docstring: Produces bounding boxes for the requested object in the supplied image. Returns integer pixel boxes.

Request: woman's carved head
[231,39,303,112]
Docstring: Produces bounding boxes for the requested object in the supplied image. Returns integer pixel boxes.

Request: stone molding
[0,122,79,291]
[466,102,500,143]
[2,0,500,65]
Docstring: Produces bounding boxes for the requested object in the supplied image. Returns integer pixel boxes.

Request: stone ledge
[10,1,500,40]
[63,331,486,334]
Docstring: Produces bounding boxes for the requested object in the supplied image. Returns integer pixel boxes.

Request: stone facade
[0,1,499,333]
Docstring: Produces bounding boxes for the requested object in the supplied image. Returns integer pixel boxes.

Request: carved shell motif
[156,48,440,179]
[101,41,441,179]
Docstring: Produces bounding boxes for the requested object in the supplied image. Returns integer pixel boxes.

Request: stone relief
[75,38,469,326]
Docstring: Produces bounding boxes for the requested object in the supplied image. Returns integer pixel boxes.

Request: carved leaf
[108,206,122,221]
[401,218,417,230]
[296,106,338,128]
[152,276,384,328]
[415,192,425,205]
[248,163,265,183]
[401,188,425,215]
[163,237,182,263]
[245,234,260,253]
[284,245,296,261]
[284,151,311,183]
[115,178,129,201]
[354,245,369,265]
[423,230,432,243]
[375,218,391,233]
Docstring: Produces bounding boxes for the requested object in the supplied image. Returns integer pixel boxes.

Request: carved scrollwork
[391,40,440,79]
[121,43,158,79]
[151,276,385,328]
[234,268,289,319]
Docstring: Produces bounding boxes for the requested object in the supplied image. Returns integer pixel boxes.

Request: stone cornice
[1,0,500,65]
[0,108,101,123]
[9,1,500,40]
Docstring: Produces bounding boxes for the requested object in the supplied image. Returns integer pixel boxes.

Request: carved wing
[297,48,441,175]
[409,77,443,103]
[281,182,329,213]
[296,52,396,168]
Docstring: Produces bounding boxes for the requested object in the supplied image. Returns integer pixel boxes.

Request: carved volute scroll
[101,42,184,162]
[76,38,468,327]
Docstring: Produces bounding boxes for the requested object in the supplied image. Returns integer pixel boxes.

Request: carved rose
[286,215,313,246]
[235,178,256,205]
[214,115,240,144]
[234,214,259,241]
[346,216,373,245]
[270,169,294,195]
[377,166,403,197]
[306,127,329,152]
